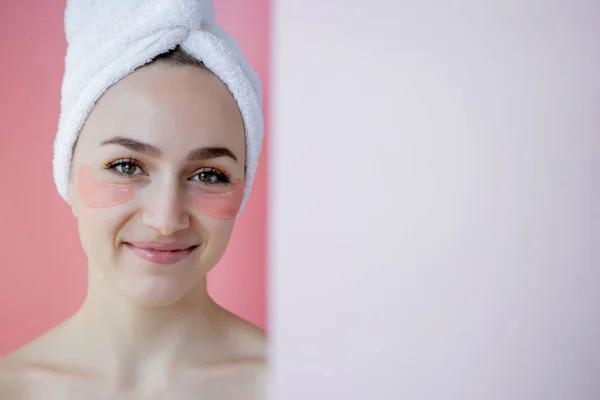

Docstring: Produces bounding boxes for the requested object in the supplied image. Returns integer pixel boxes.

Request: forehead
[75,63,246,160]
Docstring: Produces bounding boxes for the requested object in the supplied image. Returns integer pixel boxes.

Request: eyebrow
[100,136,239,163]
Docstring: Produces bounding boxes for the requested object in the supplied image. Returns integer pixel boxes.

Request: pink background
[0,0,269,356]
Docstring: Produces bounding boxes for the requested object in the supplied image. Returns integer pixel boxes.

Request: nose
[141,180,191,236]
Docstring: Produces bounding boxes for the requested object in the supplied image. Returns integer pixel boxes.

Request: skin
[0,62,266,399]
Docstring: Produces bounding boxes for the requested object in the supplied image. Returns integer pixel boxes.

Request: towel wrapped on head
[53,0,263,215]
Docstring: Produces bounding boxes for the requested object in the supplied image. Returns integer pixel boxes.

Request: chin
[108,245,212,305]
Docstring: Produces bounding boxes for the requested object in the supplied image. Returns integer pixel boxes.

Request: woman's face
[68,62,246,306]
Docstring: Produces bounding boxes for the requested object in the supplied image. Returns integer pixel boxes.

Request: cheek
[199,217,236,260]
[74,165,133,257]
[77,165,134,208]
[191,179,244,220]
[75,209,119,261]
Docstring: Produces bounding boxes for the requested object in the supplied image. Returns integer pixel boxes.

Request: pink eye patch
[77,164,243,219]
[192,179,244,220]
[77,165,134,208]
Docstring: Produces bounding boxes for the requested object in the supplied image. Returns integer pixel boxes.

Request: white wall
[270,1,599,399]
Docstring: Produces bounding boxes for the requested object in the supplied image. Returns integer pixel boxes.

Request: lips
[124,241,198,265]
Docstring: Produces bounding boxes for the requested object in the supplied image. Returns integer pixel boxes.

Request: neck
[64,267,224,387]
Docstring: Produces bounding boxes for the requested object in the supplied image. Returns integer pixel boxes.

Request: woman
[0,0,266,398]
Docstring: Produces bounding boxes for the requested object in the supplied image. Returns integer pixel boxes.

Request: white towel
[53,0,263,216]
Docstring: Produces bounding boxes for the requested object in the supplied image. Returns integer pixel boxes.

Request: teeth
[125,243,196,252]
[153,249,187,252]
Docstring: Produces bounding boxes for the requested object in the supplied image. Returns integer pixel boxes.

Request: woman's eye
[192,169,229,184]
[195,171,218,183]
[115,162,140,175]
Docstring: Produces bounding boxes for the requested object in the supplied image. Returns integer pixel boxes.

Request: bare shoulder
[0,352,28,399]
[216,307,267,361]
[226,360,267,400]
[202,307,268,396]
[0,325,75,399]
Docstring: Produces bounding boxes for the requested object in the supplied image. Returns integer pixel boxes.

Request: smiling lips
[125,241,197,265]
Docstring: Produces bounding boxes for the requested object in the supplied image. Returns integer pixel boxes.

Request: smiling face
[68,61,246,306]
